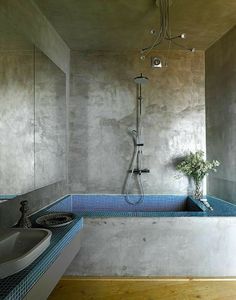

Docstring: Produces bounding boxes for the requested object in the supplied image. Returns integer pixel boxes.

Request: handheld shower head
[127,129,138,146]
[134,73,149,85]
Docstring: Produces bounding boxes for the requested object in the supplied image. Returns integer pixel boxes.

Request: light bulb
[190,48,196,52]
[180,33,186,39]
[140,55,146,60]
[150,29,156,35]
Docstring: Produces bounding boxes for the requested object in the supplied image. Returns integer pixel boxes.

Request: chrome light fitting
[140,0,195,61]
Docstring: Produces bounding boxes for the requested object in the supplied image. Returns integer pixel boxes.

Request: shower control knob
[128,169,150,174]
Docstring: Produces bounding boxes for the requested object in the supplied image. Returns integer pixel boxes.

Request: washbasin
[0,228,51,279]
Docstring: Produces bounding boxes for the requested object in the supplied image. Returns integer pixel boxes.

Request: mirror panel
[0,15,67,197]
[0,15,34,196]
[34,49,66,189]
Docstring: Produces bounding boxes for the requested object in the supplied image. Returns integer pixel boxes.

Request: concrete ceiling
[34,0,236,51]
[0,14,33,51]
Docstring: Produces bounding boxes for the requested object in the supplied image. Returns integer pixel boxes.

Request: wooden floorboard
[48,277,236,300]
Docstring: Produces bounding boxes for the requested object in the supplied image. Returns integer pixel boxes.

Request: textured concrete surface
[0,0,70,74]
[69,50,205,194]
[66,217,236,276]
[35,49,67,189]
[35,0,236,51]
[0,47,35,195]
[206,26,236,204]
[0,13,33,51]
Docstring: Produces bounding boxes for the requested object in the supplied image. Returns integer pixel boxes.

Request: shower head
[134,74,149,85]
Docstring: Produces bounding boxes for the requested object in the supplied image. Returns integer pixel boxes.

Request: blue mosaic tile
[0,195,17,200]
[204,195,236,216]
[48,194,236,218]
[0,215,83,300]
[47,195,73,213]
[47,194,206,217]
[70,194,200,212]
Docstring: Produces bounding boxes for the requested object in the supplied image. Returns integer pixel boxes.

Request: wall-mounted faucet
[16,200,32,228]
[200,198,213,211]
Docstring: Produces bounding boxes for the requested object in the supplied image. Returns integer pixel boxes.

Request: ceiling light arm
[171,40,195,52]
[165,33,186,40]
[140,0,195,61]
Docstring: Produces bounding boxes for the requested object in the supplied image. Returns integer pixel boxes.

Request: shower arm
[136,83,143,144]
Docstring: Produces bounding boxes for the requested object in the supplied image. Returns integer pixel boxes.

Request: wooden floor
[48,277,236,300]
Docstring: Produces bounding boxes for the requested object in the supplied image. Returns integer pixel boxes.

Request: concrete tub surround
[69,50,205,194]
[68,217,236,277]
[46,195,236,277]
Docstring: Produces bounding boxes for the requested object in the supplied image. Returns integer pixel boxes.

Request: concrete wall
[206,26,236,203]
[69,50,205,194]
[66,217,236,276]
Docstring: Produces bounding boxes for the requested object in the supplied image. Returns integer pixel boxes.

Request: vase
[193,179,203,199]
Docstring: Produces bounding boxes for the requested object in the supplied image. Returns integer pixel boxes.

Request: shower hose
[123,130,144,205]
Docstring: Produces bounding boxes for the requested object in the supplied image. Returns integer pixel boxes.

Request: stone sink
[0,228,52,279]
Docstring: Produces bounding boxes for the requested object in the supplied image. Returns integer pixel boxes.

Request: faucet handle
[16,200,32,228]
[20,200,29,213]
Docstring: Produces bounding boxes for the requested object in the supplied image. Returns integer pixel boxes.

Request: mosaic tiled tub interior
[48,195,208,217]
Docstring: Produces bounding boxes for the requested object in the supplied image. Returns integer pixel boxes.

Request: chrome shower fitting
[123,74,150,205]
[199,198,214,211]
[134,74,149,85]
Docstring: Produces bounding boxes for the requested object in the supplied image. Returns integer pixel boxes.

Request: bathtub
[49,194,205,217]
[48,194,236,277]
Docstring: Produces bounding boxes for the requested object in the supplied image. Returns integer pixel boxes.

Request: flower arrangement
[176,151,220,199]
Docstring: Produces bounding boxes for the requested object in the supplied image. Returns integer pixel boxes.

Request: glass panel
[34,48,66,189]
